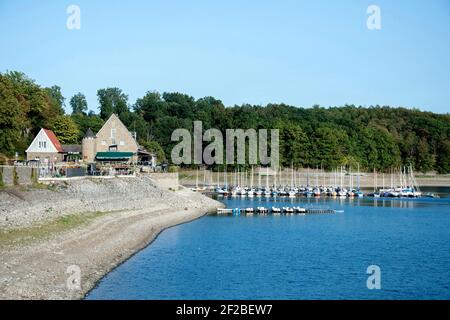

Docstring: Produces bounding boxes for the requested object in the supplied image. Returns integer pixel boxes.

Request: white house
[26,128,64,163]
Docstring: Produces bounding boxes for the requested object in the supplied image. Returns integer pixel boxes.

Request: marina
[190,165,434,199]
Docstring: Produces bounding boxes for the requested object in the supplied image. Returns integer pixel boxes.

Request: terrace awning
[95,152,134,160]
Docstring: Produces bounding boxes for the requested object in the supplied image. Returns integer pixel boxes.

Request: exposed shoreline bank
[0,176,223,300]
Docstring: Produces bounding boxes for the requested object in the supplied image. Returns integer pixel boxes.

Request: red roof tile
[43,129,64,152]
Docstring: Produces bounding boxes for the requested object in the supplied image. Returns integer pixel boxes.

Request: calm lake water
[87,187,450,300]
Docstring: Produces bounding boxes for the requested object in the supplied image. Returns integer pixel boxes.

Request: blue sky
[1,0,449,114]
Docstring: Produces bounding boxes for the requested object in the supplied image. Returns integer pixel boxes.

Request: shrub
[0,154,7,165]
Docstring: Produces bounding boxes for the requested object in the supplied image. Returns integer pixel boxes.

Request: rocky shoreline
[0,176,224,300]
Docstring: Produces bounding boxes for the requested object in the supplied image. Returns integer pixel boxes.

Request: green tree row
[1,71,449,172]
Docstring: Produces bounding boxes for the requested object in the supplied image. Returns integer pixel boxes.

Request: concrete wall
[0,167,177,189]
[0,166,37,186]
[147,172,179,190]
[16,166,36,185]
[1,166,14,186]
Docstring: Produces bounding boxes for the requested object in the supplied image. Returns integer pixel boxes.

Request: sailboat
[270,165,277,197]
[304,168,313,197]
[367,168,380,197]
[337,166,347,197]
[233,168,239,196]
[238,168,247,196]
[288,163,296,197]
[255,167,263,196]
[263,166,271,197]
[214,167,227,195]
[247,166,255,197]
[354,164,364,197]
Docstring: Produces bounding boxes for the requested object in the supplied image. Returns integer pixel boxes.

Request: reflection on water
[87,187,450,300]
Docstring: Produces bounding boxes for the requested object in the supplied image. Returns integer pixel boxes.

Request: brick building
[82,113,140,163]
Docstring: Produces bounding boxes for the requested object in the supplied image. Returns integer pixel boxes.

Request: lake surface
[87,187,450,300]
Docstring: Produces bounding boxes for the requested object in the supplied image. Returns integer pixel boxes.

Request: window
[111,128,116,145]
[119,141,125,146]
[101,140,106,146]
[38,141,46,149]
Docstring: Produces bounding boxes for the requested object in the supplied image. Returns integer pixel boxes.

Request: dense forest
[1,71,449,173]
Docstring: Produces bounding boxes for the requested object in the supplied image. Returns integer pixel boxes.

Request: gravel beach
[0,176,223,300]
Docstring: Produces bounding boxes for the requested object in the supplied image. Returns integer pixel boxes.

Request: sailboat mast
[196,167,199,189]
[373,168,376,192]
[322,165,325,187]
[291,162,294,187]
[203,167,206,188]
[334,168,336,188]
[217,168,220,188]
[274,166,277,188]
[293,167,296,187]
[315,166,318,187]
[224,166,227,189]
[258,167,261,188]
[357,163,360,190]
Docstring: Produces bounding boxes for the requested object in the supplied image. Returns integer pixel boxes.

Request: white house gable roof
[26,129,60,153]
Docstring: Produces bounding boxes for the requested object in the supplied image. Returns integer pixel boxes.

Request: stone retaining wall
[0,166,37,186]
[0,167,179,189]
[146,172,179,190]
[1,166,14,186]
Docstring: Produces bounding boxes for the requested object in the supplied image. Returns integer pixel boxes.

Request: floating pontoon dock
[216,207,338,215]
